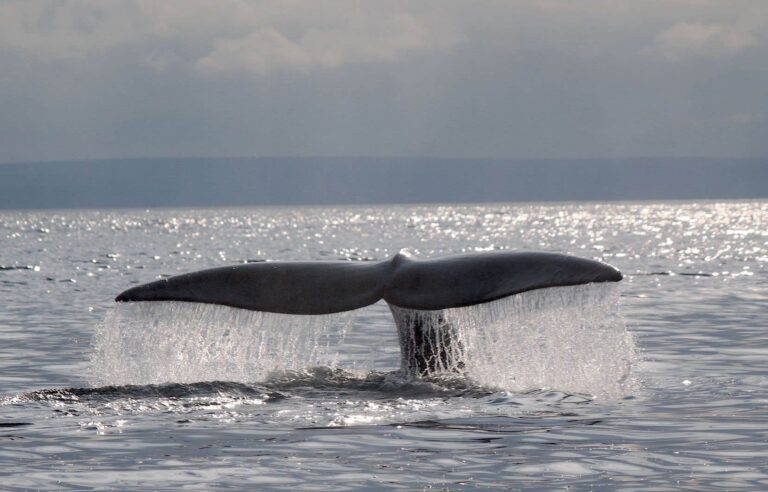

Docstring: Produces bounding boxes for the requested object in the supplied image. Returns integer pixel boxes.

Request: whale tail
[116,251,621,313]
[115,251,622,375]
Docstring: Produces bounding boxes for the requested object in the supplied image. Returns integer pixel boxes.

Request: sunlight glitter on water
[2,201,767,490]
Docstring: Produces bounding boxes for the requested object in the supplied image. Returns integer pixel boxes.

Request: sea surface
[0,201,766,490]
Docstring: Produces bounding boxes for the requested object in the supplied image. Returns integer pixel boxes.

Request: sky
[1,0,767,164]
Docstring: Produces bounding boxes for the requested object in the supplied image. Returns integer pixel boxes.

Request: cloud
[195,14,463,75]
[2,1,763,70]
[0,1,463,74]
[0,1,140,60]
[1,0,767,163]
[644,22,758,60]
[731,112,766,125]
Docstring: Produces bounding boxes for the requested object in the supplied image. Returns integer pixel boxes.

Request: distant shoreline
[1,157,766,210]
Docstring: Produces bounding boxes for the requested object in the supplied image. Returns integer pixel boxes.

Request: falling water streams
[394,284,636,396]
[91,303,355,386]
[91,284,636,399]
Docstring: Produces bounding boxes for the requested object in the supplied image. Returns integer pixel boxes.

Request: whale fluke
[115,251,622,376]
[116,251,621,313]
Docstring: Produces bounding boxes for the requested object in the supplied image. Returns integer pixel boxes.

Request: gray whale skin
[116,251,622,375]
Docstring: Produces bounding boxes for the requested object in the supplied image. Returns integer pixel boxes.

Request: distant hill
[0,157,766,209]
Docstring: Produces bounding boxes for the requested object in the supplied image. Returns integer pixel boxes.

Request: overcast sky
[1,0,766,164]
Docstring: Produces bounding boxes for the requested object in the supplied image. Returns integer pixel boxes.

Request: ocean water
[0,201,766,490]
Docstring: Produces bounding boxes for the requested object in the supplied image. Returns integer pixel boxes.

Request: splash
[91,284,636,398]
[90,302,353,386]
[393,283,637,398]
